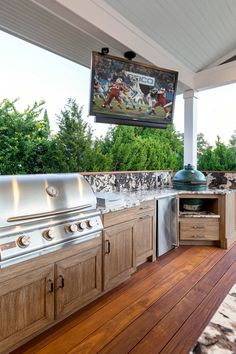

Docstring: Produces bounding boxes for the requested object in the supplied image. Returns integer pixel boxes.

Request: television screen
[89,51,178,128]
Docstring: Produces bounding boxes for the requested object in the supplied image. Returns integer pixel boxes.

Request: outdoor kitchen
[0,168,235,353]
[1,0,236,353]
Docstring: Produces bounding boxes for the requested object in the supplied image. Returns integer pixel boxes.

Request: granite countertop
[96,188,232,214]
[96,189,176,213]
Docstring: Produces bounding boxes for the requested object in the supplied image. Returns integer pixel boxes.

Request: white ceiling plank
[31,0,134,59]
[195,61,236,91]
[103,0,236,72]
[47,0,194,89]
[0,0,115,68]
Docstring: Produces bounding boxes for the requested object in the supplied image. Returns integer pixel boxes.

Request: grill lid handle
[7,204,92,222]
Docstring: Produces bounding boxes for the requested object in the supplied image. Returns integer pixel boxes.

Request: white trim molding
[195,61,236,91]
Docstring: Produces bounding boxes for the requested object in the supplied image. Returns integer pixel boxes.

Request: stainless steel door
[157,196,177,257]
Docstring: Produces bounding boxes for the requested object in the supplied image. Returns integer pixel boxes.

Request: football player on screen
[147,87,171,119]
[129,77,144,111]
[102,78,126,109]
[93,78,106,103]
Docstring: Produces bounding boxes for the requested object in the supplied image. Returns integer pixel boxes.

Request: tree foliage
[197,133,211,158]
[198,136,236,171]
[54,98,94,172]
[103,125,184,171]
[0,99,52,174]
[0,98,235,174]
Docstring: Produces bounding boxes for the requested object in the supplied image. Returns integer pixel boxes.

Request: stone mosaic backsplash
[206,171,236,190]
[83,171,236,193]
[83,171,173,192]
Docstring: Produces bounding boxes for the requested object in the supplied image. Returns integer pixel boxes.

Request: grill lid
[173,164,207,191]
[0,173,96,228]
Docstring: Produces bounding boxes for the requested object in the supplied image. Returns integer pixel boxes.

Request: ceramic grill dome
[173,164,207,211]
[173,164,207,191]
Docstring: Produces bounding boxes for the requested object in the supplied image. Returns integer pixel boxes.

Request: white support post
[183,90,198,168]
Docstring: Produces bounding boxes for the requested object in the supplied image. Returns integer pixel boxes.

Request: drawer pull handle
[193,226,205,229]
[193,235,206,238]
[139,206,149,210]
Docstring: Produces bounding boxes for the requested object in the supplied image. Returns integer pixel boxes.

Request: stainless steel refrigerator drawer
[156,196,178,257]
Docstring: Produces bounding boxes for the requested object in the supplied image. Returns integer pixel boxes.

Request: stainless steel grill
[0,173,103,268]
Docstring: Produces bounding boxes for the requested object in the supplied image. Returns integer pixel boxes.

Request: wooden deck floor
[13,244,236,354]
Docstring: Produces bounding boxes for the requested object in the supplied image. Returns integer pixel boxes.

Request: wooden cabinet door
[134,210,155,266]
[55,245,102,319]
[223,191,236,247]
[0,265,54,353]
[103,220,136,291]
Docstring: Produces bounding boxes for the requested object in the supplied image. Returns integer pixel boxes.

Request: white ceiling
[104,0,236,72]
[1,0,236,92]
[0,0,143,68]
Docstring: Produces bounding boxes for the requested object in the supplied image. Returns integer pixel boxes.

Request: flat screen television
[89,51,178,129]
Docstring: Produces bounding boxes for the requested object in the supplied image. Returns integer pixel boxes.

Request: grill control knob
[17,235,31,248]
[78,221,87,231]
[87,219,96,228]
[68,224,78,233]
[43,229,55,241]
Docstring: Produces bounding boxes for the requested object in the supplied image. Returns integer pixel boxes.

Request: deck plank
[130,245,236,353]
[100,246,226,353]
[161,261,236,354]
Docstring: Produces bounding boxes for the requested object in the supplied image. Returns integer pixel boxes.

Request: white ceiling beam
[195,60,236,91]
[34,0,194,89]
[204,48,236,70]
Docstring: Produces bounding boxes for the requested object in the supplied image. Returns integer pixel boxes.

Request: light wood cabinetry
[103,206,137,228]
[178,194,220,246]
[103,219,136,290]
[0,237,102,353]
[55,245,102,319]
[178,192,236,248]
[134,201,156,266]
[220,191,236,248]
[103,200,156,290]
[179,218,219,241]
[0,265,54,354]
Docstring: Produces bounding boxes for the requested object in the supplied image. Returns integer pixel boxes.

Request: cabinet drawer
[180,218,219,241]
[137,200,155,215]
[103,207,137,228]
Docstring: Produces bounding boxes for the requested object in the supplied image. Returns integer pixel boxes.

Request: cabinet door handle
[48,279,54,293]
[193,225,205,229]
[139,206,149,210]
[105,240,111,254]
[193,235,206,238]
[58,275,65,288]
